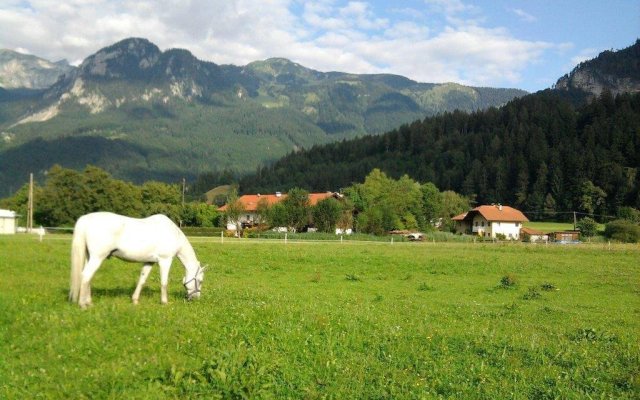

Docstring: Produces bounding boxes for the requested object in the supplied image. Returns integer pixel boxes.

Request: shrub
[576,217,598,237]
[540,282,557,291]
[604,220,640,243]
[523,286,541,300]
[500,274,518,288]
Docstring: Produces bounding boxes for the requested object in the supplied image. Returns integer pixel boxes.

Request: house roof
[218,192,337,212]
[452,205,529,223]
[0,209,17,218]
[520,227,545,235]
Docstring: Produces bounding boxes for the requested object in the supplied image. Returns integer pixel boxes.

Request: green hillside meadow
[1,235,639,398]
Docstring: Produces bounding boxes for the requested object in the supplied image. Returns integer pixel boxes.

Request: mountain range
[0,38,526,195]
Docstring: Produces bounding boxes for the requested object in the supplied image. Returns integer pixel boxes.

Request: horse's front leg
[79,256,103,308]
[158,258,172,304]
[132,263,153,305]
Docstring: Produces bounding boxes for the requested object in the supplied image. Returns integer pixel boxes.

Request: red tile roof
[520,227,545,235]
[452,205,528,222]
[218,192,336,212]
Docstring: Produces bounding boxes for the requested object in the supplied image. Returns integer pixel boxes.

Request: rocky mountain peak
[78,37,162,79]
[0,49,74,89]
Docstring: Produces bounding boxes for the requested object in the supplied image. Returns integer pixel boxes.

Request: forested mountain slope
[240,91,640,218]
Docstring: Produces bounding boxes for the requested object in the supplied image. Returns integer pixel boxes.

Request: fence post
[221,231,224,244]
[285,233,288,245]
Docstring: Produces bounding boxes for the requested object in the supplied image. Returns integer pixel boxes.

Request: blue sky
[1,0,638,92]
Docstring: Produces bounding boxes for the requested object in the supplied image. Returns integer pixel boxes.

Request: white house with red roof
[218,192,340,230]
[452,204,529,240]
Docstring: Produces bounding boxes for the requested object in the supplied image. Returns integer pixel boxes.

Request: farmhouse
[218,192,341,230]
[452,204,528,240]
[0,209,18,235]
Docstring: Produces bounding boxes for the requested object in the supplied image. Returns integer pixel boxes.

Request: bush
[604,220,640,243]
[500,274,518,288]
[576,217,598,237]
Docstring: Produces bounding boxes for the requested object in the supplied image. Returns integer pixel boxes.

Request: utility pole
[27,173,34,233]
[182,178,186,208]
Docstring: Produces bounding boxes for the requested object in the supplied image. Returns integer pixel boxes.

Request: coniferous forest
[239,90,640,220]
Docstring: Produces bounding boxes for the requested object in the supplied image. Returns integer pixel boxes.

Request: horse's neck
[177,236,198,270]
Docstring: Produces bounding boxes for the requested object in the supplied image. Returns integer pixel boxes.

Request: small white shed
[0,209,18,234]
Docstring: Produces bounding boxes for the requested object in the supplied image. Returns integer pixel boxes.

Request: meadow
[1,235,638,399]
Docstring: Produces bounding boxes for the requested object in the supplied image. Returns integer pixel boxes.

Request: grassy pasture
[1,235,638,399]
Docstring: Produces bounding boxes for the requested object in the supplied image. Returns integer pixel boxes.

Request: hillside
[240,90,640,218]
[239,41,640,218]
[0,38,525,196]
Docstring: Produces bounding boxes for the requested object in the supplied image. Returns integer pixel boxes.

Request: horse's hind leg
[79,256,104,308]
[132,263,153,305]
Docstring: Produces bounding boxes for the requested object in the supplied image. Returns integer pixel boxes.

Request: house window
[498,222,501,226]
[481,221,485,227]
[516,223,520,227]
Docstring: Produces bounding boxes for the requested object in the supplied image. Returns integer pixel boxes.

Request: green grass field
[1,235,639,398]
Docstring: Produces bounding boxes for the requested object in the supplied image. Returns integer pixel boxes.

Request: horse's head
[183,264,205,300]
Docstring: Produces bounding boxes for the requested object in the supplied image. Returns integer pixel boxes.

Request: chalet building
[218,192,341,230]
[452,204,529,240]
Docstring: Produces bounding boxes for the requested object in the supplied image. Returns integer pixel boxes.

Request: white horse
[69,212,204,308]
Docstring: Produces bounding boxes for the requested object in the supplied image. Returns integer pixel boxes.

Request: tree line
[224,169,471,235]
[1,165,470,235]
[0,165,219,228]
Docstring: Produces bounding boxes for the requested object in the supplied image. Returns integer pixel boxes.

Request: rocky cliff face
[0,50,74,89]
[554,40,640,99]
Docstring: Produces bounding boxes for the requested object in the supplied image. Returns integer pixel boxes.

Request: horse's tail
[69,216,87,303]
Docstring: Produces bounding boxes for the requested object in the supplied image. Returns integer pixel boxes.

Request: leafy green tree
[255,197,271,227]
[182,202,219,227]
[576,217,598,238]
[578,180,607,216]
[223,187,245,230]
[37,165,91,226]
[268,203,288,228]
[440,190,472,232]
[312,197,342,233]
[283,188,310,232]
[421,182,443,229]
[0,182,42,226]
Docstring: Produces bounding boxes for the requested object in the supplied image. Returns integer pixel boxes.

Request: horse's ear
[201,264,209,272]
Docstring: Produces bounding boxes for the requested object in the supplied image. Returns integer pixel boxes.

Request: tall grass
[1,234,638,398]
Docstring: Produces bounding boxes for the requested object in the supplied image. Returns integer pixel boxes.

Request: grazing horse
[69,212,204,308]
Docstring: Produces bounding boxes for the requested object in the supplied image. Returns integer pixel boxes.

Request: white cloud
[512,8,537,23]
[0,0,565,89]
